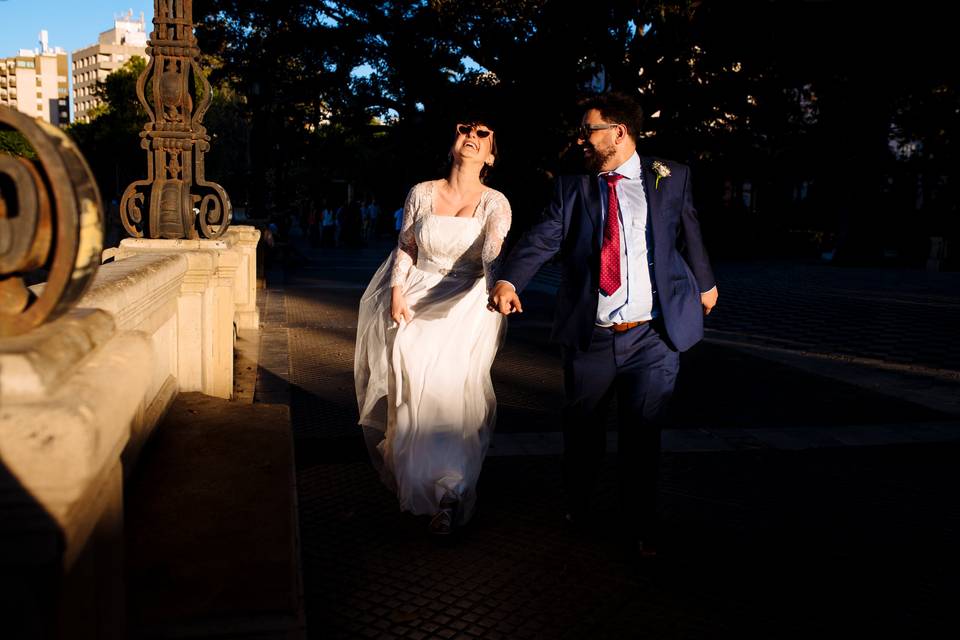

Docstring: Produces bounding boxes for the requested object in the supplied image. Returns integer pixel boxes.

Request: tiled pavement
[704,262,960,375]
[256,243,960,638]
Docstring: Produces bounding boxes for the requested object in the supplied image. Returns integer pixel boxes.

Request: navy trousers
[561,322,679,539]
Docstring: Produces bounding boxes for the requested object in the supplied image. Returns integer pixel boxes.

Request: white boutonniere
[651,160,671,190]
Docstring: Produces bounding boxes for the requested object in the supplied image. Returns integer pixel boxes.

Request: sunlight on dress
[354,180,511,523]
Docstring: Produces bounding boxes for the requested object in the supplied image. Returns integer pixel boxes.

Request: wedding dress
[354,180,511,524]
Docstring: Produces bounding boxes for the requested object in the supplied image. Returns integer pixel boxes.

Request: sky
[0,0,154,56]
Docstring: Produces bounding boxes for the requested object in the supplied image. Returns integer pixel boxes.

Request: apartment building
[0,31,70,127]
[72,11,148,123]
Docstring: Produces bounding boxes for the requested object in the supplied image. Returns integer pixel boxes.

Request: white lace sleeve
[390,186,420,287]
[481,191,512,290]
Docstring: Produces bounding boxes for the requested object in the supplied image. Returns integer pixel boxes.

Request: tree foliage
[0,130,36,159]
[67,55,148,203]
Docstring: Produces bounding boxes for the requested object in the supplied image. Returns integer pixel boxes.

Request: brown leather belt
[607,320,649,333]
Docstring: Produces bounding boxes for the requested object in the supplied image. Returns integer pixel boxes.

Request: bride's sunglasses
[456,124,493,138]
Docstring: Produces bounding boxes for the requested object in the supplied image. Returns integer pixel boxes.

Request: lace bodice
[390,180,512,289]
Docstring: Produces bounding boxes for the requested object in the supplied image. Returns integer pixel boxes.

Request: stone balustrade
[0,225,260,638]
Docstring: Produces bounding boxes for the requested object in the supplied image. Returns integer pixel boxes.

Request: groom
[489,92,717,555]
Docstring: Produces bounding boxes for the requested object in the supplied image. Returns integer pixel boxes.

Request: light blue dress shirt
[596,152,658,324]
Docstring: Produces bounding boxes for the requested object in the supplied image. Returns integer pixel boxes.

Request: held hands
[391,287,414,326]
[487,281,523,315]
[701,286,718,316]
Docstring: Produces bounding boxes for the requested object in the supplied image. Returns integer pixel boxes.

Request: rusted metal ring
[0,154,47,273]
[0,106,104,337]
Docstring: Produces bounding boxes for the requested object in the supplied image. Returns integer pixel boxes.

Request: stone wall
[0,226,260,638]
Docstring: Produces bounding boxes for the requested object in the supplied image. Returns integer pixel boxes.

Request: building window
[36,77,43,87]
[37,91,43,98]
[37,104,43,111]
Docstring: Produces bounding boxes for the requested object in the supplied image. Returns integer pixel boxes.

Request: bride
[354,119,512,535]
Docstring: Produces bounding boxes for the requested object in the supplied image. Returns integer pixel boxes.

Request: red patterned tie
[599,172,624,296]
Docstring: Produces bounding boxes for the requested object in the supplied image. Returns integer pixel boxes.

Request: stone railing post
[177,251,216,392]
[113,226,257,399]
[230,226,261,330]
[210,247,239,397]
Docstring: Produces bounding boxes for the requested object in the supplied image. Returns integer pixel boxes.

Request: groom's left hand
[701,286,718,316]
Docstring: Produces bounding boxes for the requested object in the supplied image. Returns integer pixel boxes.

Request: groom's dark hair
[579,92,644,141]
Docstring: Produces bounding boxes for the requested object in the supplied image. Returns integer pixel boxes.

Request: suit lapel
[640,155,664,230]
[580,175,603,249]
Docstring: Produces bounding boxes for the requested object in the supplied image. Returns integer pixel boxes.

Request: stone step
[124,393,304,639]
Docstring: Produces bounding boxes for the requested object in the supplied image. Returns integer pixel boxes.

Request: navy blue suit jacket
[498,157,715,353]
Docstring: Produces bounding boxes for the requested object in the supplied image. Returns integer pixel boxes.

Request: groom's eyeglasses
[457,124,493,138]
[576,123,622,139]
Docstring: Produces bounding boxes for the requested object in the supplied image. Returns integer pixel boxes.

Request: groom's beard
[582,143,616,174]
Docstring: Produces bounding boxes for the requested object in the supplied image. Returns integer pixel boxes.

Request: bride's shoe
[428,509,453,535]
[429,496,459,536]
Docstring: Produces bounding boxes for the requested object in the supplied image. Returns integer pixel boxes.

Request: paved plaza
[255,240,960,639]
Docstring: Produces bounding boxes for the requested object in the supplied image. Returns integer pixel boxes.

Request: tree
[189,1,957,263]
[67,55,148,204]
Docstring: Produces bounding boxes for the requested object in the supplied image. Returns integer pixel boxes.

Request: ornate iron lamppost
[120,0,231,239]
